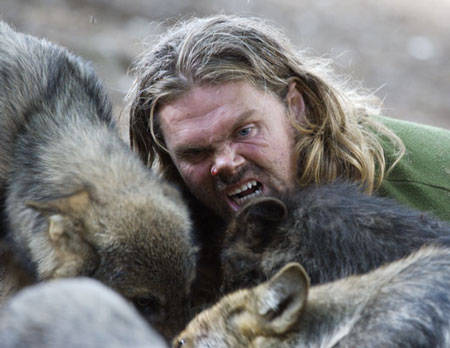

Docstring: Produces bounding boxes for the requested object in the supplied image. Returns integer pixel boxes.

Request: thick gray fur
[0,22,197,339]
[291,246,450,347]
[176,246,450,348]
[0,277,168,348]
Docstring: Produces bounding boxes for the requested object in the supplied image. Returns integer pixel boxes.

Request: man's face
[159,81,300,221]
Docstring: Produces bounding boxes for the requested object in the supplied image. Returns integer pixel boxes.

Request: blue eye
[238,127,252,137]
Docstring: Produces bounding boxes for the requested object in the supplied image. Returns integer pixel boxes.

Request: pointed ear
[26,191,98,279]
[286,79,305,122]
[26,190,90,217]
[238,197,287,224]
[253,263,309,334]
[45,213,98,279]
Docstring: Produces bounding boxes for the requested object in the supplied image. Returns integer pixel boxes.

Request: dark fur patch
[221,180,450,293]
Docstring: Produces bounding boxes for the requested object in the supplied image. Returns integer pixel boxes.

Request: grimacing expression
[159,81,304,221]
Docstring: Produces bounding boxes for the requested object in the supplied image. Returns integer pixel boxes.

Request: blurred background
[1,0,449,140]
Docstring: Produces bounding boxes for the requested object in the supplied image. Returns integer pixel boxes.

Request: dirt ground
[1,0,449,139]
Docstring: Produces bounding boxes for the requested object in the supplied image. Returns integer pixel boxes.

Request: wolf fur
[0,22,197,339]
[175,246,450,348]
[221,181,450,294]
[0,277,168,348]
[0,240,34,304]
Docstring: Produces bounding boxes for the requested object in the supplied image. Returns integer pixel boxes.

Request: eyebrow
[230,109,255,130]
[173,109,256,159]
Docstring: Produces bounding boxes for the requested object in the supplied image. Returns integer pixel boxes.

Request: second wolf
[176,245,450,348]
[0,22,197,339]
[221,182,450,294]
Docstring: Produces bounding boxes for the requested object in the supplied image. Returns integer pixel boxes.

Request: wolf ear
[26,190,98,278]
[253,262,309,334]
[238,197,287,223]
[26,190,90,217]
[26,190,91,243]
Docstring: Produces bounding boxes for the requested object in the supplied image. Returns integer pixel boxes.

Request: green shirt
[374,116,450,222]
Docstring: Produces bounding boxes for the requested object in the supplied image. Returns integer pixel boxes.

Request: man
[127,15,450,304]
[128,15,450,224]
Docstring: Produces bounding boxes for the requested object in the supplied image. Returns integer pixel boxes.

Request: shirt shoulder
[373,116,450,221]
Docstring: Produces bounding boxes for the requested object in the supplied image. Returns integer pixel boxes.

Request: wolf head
[221,197,287,294]
[26,177,198,339]
[174,262,309,348]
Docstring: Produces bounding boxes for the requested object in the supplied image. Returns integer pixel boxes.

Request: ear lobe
[26,190,90,217]
[286,80,305,122]
[239,197,287,223]
[253,262,309,334]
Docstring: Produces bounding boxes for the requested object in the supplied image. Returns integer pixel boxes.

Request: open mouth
[227,180,263,207]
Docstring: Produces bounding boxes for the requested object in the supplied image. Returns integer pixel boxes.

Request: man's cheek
[239,142,266,157]
[241,142,277,167]
[179,164,209,190]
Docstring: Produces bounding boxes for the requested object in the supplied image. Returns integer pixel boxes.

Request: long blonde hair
[127,15,404,194]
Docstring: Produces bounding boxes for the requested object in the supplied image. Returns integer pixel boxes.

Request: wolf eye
[134,296,158,308]
[175,338,185,348]
[229,306,244,318]
[132,295,165,322]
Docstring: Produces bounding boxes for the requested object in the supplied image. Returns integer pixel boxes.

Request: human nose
[211,144,245,177]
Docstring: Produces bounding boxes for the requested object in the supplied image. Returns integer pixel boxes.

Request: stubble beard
[192,164,294,222]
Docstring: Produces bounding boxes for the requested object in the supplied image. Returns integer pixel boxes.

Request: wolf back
[176,245,450,348]
[0,21,112,189]
[222,181,450,294]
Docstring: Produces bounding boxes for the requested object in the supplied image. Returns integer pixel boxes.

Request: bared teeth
[232,188,262,206]
[229,180,258,196]
[228,181,262,206]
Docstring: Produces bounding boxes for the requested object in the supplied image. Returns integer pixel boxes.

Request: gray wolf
[0,21,197,339]
[176,245,450,347]
[221,181,450,294]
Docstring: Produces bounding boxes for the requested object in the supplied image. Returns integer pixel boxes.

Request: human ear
[286,80,305,122]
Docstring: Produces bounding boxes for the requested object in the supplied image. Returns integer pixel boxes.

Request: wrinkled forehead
[159,81,277,127]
